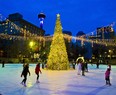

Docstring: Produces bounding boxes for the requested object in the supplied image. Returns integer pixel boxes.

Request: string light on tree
[46,13,69,70]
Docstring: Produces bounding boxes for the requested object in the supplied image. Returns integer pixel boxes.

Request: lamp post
[109,50,112,59]
[29,41,34,61]
[104,52,107,59]
[29,41,34,48]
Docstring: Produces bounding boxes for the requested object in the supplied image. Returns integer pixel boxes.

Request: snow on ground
[0,64,116,95]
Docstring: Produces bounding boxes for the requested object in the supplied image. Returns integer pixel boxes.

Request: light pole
[104,52,107,59]
[29,41,34,61]
[29,41,34,48]
[109,50,112,59]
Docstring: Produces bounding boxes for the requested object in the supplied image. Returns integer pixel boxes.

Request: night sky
[0,0,116,36]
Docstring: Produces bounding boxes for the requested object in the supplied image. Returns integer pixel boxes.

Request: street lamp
[109,50,112,59]
[29,41,35,61]
[104,52,107,59]
[29,41,34,48]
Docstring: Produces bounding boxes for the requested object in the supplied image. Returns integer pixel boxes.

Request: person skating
[105,68,111,86]
[85,60,88,72]
[2,61,5,68]
[107,64,111,70]
[96,60,100,69]
[35,63,42,83]
[81,61,85,76]
[21,63,30,87]
[76,59,82,75]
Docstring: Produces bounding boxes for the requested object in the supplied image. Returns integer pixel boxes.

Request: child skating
[35,63,42,83]
[105,68,111,86]
[21,63,30,87]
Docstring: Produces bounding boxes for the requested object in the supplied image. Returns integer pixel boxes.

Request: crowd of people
[1,58,112,87]
[75,58,112,86]
[75,57,89,76]
[20,63,42,87]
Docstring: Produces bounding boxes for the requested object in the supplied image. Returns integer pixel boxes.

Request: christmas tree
[47,14,69,70]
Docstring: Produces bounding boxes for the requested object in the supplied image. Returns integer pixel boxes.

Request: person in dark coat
[96,60,100,69]
[21,63,30,87]
[2,61,5,68]
[81,60,85,76]
[85,60,88,72]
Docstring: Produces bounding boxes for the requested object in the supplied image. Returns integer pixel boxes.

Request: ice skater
[96,60,100,69]
[107,64,111,70]
[21,63,30,87]
[81,61,85,76]
[35,63,42,83]
[85,60,88,72]
[105,68,111,86]
[2,61,5,68]
[76,59,82,75]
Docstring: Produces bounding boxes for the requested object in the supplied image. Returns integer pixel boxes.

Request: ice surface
[0,64,116,95]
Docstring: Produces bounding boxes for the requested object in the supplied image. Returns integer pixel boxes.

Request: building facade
[0,13,45,59]
[0,13,45,36]
[96,26,115,39]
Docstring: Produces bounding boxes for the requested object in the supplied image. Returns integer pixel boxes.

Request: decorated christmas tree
[47,14,69,70]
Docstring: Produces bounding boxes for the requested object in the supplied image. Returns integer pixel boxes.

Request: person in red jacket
[35,63,42,83]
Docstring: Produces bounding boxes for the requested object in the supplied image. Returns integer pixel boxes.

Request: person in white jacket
[76,59,82,75]
[76,57,85,75]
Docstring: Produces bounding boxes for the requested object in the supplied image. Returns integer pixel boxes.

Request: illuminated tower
[38,12,46,29]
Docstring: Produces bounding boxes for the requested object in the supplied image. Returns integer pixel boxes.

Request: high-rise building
[0,13,45,58]
[0,13,45,36]
[96,26,115,39]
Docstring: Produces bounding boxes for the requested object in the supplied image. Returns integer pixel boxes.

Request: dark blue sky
[0,0,116,36]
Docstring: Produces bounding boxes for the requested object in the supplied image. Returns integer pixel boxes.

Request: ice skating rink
[0,64,116,95]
